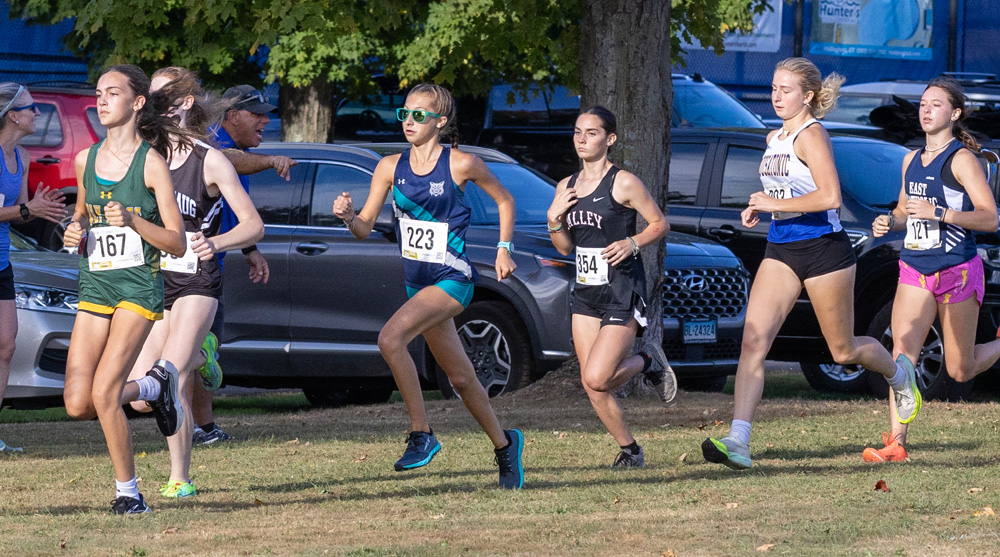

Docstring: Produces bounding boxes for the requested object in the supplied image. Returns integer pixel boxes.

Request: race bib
[764,182,803,220]
[160,231,199,274]
[904,217,941,250]
[399,218,448,264]
[576,246,609,285]
[86,226,144,271]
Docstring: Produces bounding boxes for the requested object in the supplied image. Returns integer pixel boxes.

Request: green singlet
[77,140,164,320]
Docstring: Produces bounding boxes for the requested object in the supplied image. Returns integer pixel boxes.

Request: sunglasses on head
[396,108,442,124]
[235,90,265,106]
[8,103,37,113]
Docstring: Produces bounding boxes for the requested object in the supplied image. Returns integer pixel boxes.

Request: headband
[0,85,25,118]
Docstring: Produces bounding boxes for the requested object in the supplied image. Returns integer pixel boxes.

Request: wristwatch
[19,203,29,220]
[497,241,514,254]
[933,205,946,222]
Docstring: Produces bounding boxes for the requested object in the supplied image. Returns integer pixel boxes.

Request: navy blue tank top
[391,147,477,289]
[900,140,976,275]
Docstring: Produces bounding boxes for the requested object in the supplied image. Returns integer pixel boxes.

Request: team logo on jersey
[429,181,445,196]
[100,191,112,200]
[396,178,406,185]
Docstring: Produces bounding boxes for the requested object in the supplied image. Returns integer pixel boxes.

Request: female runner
[125,66,263,497]
[702,58,919,470]
[62,65,187,514]
[332,84,524,488]
[863,77,1000,462]
[546,105,674,467]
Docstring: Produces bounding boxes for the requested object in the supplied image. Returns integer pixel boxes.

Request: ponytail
[774,57,844,119]
[408,83,459,148]
[103,65,194,159]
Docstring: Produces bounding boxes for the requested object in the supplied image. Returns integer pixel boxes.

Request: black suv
[216,142,749,405]
[666,128,1000,400]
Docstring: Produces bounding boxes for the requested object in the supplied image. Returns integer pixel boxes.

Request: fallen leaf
[613,496,621,505]
[662,550,676,557]
[974,506,996,517]
[874,479,891,492]
[697,423,706,431]
[254,497,267,506]
[138,451,146,458]
[678,452,688,462]
[726,502,739,509]
[304,441,311,447]
[873,410,881,415]
[60,540,66,549]
[969,487,984,493]
[431,513,445,519]
[162,527,179,535]
[765,443,774,448]
[353,454,368,463]
[713,420,723,427]
[287,438,300,445]
[840,436,849,440]
[646,433,654,438]
[799,412,807,417]
[558,431,567,439]
[757,544,775,552]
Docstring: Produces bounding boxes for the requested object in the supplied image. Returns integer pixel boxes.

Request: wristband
[886,212,895,229]
[242,244,258,255]
[546,222,563,233]
[627,236,639,256]
[19,203,29,220]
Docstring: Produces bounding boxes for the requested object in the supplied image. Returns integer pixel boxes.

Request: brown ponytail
[103,64,194,159]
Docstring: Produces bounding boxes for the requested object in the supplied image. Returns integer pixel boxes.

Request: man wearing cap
[189,85,296,446]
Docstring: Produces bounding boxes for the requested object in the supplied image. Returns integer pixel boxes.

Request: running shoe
[702,436,752,470]
[160,480,197,498]
[147,363,183,437]
[893,354,922,424]
[192,426,233,446]
[495,429,525,489]
[0,438,23,453]
[862,432,909,463]
[197,332,223,391]
[110,494,152,515]
[394,430,441,471]
[612,446,645,468]
[641,340,677,403]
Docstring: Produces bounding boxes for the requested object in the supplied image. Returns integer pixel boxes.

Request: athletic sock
[199,422,216,433]
[638,352,652,373]
[887,363,907,390]
[620,441,641,455]
[115,477,139,499]
[135,375,161,402]
[729,420,752,446]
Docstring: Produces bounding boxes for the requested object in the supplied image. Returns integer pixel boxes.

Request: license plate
[683,319,716,344]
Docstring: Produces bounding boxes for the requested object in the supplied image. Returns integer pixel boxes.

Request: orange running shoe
[862,432,908,462]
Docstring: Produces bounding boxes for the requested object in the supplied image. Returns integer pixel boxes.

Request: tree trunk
[579,0,672,351]
[279,79,336,143]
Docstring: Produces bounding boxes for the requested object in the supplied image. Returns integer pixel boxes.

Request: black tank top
[566,166,647,308]
[171,145,222,236]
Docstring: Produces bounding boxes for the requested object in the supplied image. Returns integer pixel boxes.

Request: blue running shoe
[495,429,524,489]
[394,430,441,471]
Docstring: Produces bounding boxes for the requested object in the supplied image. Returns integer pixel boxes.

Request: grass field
[1,369,998,556]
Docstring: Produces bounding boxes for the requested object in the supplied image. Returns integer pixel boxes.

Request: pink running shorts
[898,255,984,306]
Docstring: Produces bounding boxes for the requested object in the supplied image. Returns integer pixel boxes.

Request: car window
[488,84,579,127]
[668,143,707,205]
[672,83,765,129]
[466,163,553,225]
[19,103,63,147]
[310,163,373,227]
[720,146,764,208]
[833,139,910,208]
[825,95,889,126]
[86,107,107,140]
[335,92,408,139]
[246,162,307,225]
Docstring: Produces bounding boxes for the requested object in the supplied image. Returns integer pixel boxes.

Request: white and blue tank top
[900,140,977,275]
[759,119,842,243]
[0,148,23,271]
[391,146,477,289]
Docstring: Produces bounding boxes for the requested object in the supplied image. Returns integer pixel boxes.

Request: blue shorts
[406,280,474,308]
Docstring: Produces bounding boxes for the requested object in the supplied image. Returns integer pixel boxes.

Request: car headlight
[14,283,78,313]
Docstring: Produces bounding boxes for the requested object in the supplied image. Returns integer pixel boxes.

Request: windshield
[8,229,46,252]
[466,163,554,225]
[824,95,887,126]
[833,139,910,208]
[672,81,765,128]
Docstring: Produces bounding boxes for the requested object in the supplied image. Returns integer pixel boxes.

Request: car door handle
[295,242,329,255]
[37,156,61,164]
[707,226,740,240]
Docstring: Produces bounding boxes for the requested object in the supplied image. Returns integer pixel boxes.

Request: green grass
[1,371,998,556]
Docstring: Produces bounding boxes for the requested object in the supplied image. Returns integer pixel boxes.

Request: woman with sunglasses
[122,67,263,499]
[546,105,673,468]
[333,84,524,489]
[61,65,188,514]
[0,82,67,452]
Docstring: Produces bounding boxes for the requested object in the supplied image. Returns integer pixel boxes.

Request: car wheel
[302,384,393,408]
[43,205,74,252]
[863,301,974,401]
[800,362,868,393]
[677,375,728,393]
[436,301,534,399]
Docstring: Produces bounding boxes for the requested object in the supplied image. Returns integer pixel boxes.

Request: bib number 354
[576,246,609,285]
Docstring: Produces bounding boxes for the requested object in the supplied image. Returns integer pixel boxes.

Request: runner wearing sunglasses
[333,84,525,489]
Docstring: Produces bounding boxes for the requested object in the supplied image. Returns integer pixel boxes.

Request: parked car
[665,128,1000,400]
[3,230,77,409]
[13,84,105,250]
[217,142,748,406]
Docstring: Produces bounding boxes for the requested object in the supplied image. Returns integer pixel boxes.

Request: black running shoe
[193,427,233,446]
[147,363,182,437]
[494,429,525,489]
[612,446,645,468]
[641,340,677,404]
[110,493,151,515]
[394,430,441,471]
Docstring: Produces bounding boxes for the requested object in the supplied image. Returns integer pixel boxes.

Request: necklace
[924,138,955,153]
[103,139,139,168]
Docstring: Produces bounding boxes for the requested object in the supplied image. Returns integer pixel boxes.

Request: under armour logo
[100,191,112,200]
[397,178,406,185]
[429,181,445,196]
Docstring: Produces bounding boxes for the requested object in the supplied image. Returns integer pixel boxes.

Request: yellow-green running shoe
[160,480,197,498]
[893,354,922,424]
[197,332,222,391]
